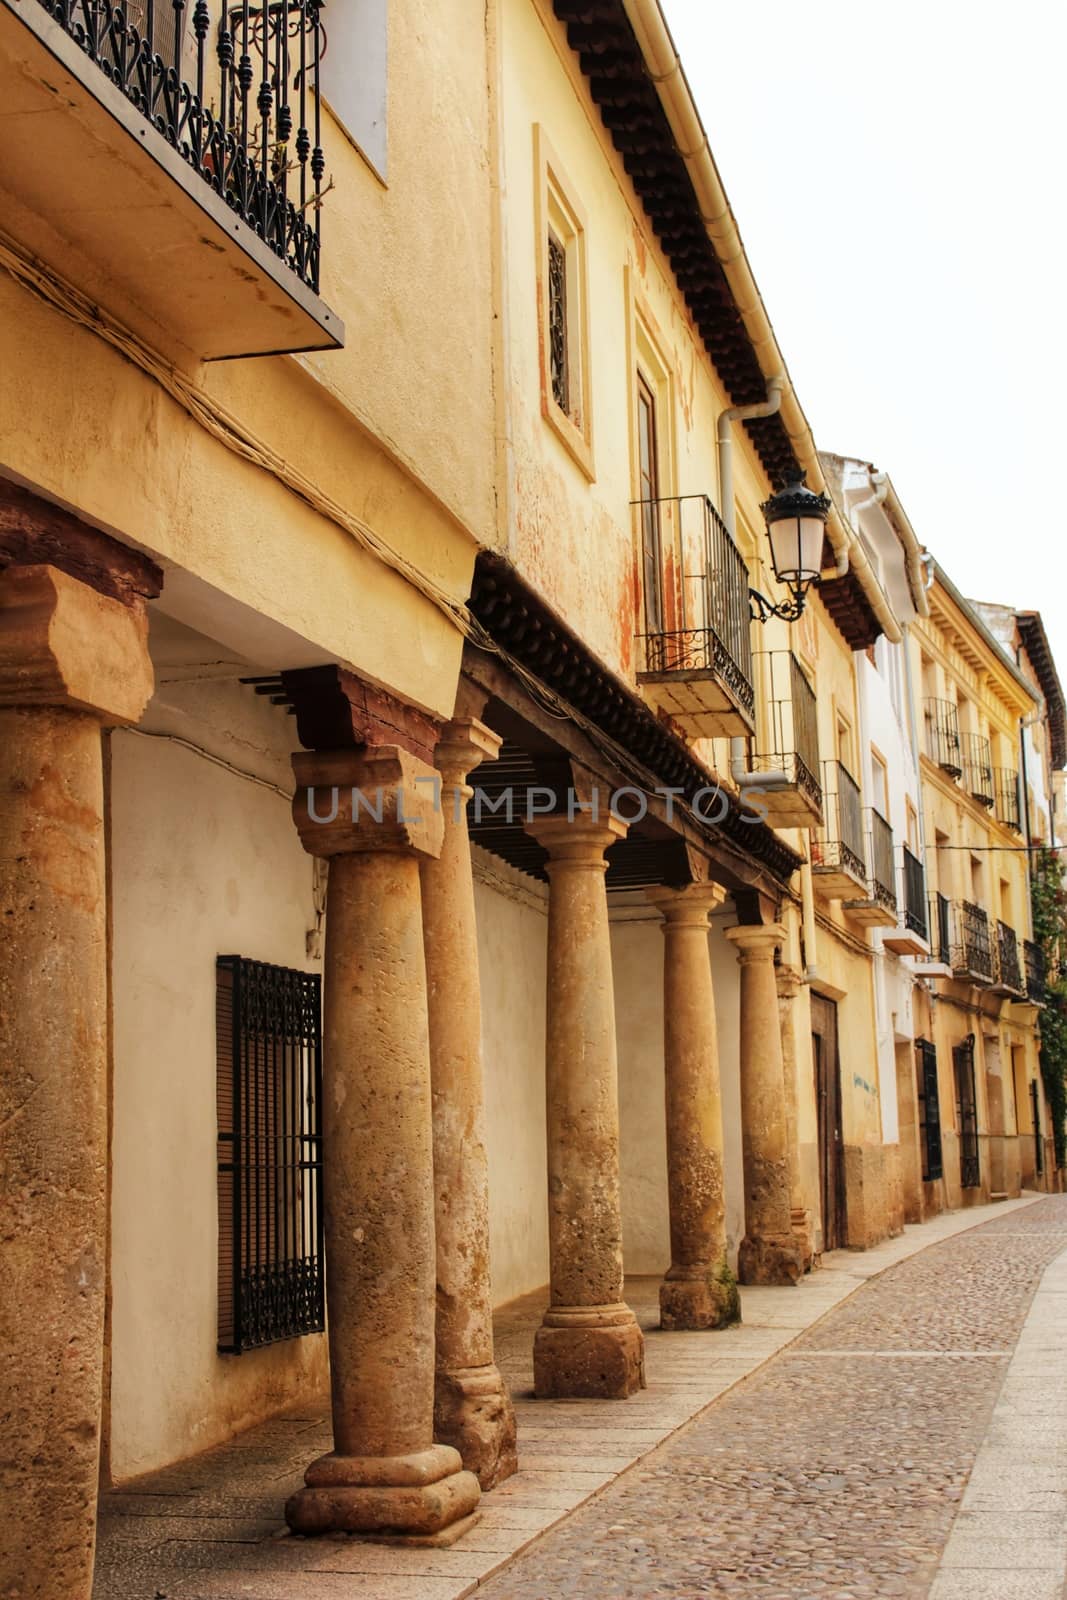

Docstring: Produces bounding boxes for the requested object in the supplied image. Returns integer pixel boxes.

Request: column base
[791,1207,814,1272]
[434,1363,518,1491]
[659,1260,741,1331]
[533,1304,645,1399]
[285,1445,480,1540]
[738,1232,803,1286]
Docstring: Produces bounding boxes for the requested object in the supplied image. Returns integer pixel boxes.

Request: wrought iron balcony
[951,899,995,984]
[994,767,1022,832]
[933,891,952,966]
[925,699,962,776]
[1024,939,1047,1003]
[636,495,755,739]
[812,761,868,898]
[884,842,929,955]
[960,731,995,808]
[844,806,898,926]
[748,650,823,827]
[992,920,1024,995]
[0,0,343,356]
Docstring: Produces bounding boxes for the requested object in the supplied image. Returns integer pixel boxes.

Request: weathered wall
[612,908,669,1276]
[108,670,327,1482]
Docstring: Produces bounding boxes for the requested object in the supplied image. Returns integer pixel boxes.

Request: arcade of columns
[0,542,810,1588]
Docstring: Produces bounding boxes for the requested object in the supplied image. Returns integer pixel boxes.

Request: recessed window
[216,956,325,1354]
[321,0,389,181]
[637,374,663,633]
[547,230,571,415]
[535,127,593,476]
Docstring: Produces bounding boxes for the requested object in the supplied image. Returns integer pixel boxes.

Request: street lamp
[749,478,830,623]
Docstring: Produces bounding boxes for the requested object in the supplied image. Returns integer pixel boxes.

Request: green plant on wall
[1030,845,1067,1166]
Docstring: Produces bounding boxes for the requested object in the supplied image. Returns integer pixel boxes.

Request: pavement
[93,1193,1067,1600]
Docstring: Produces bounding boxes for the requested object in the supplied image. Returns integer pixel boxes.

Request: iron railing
[953,1034,980,1190]
[1025,939,1047,1003]
[925,699,962,775]
[994,767,1022,832]
[952,900,995,982]
[36,0,327,292]
[931,891,951,965]
[216,955,324,1354]
[996,921,1024,994]
[961,731,995,807]
[636,495,754,716]
[751,650,822,811]
[902,845,927,938]
[1031,1079,1045,1177]
[916,1038,943,1182]
[869,808,897,912]
[816,761,867,883]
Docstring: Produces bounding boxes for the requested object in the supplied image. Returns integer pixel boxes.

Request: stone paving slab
[92,1193,1054,1600]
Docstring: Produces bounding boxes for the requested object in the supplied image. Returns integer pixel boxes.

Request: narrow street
[94,1196,1067,1600]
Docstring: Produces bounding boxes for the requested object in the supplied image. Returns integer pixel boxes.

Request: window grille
[216,956,324,1354]
[915,1038,943,1182]
[953,1034,980,1189]
[1031,1079,1044,1176]
[547,230,570,415]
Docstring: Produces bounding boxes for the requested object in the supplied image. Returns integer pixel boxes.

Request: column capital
[526,812,627,868]
[435,717,502,789]
[0,564,153,724]
[725,922,786,962]
[292,745,445,862]
[646,882,727,929]
[776,963,804,999]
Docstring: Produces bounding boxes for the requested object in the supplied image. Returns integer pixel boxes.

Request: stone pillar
[725,923,803,1286]
[776,964,814,1270]
[0,565,154,1600]
[286,746,481,1542]
[646,884,740,1330]
[420,717,517,1490]
[526,815,645,1398]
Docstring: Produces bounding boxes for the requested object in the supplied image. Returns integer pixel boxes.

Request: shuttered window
[216,956,324,1354]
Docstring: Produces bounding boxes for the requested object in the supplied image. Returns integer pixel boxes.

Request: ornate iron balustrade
[994,767,1022,832]
[868,807,897,912]
[1025,938,1047,1003]
[216,955,324,1354]
[953,1034,980,1189]
[952,899,995,982]
[818,760,866,882]
[36,0,326,292]
[902,844,927,938]
[751,649,822,811]
[925,699,962,775]
[636,494,754,716]
[996,921,1023,993]
[915,1038,943,1182]
[931,891,951,965]
[960,731,994,807]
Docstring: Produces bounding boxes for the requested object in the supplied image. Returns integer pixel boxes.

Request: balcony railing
[749,650,822,821]
[994,767,1022,832]
[1025,939,1047,1003]
[951,900,995,983]
[902,845,927,938]
[37,0,326,292]
[995,921,1024,994]
[868,808,897,913]
[812,761,867,891]
[925,699,962,775]
[636,495,754,736]
[960,732,994,807]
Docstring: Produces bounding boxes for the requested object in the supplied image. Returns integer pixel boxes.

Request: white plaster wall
[475,854,550,1308]
[109,677,327,1482]
[611,911,669,1277]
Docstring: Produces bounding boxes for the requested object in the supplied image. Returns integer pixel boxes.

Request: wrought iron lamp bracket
[748,585,813,624]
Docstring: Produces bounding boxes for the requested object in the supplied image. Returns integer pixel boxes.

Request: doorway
[811,994,845,1251]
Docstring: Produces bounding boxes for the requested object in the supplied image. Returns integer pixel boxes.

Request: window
[836,713,854,773]
[870,747,890,817]
[216,956,325,1354]
[535,128,592,476]
[637,374,663,633]
[953,1035,980,1189]
[321,0,389,181]
[906,799,920,852]
[915,1039,943,1182]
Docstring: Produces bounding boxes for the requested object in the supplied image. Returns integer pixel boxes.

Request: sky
[661,0,1067,664]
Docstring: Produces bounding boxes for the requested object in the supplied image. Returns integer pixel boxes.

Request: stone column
[0,565,154,1600]
[526,815,645,1398]
[776,964,814,1270]
[725,923,803,1286]
[286,746,481,1541]
[646,884,740,1330]
[420,717,517,1490]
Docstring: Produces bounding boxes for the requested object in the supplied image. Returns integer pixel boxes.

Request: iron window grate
[953,1034,980,1190]
[547,230,570,415]
[216,955,324,1354]
[916,1038,943,1182]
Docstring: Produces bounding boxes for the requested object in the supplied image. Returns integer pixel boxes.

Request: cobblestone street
[479,1196,1067,1600]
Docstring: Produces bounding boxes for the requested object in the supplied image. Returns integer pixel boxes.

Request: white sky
[661,0,1067,666]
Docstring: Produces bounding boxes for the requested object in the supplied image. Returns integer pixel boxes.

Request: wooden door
[811,994,845,1251]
